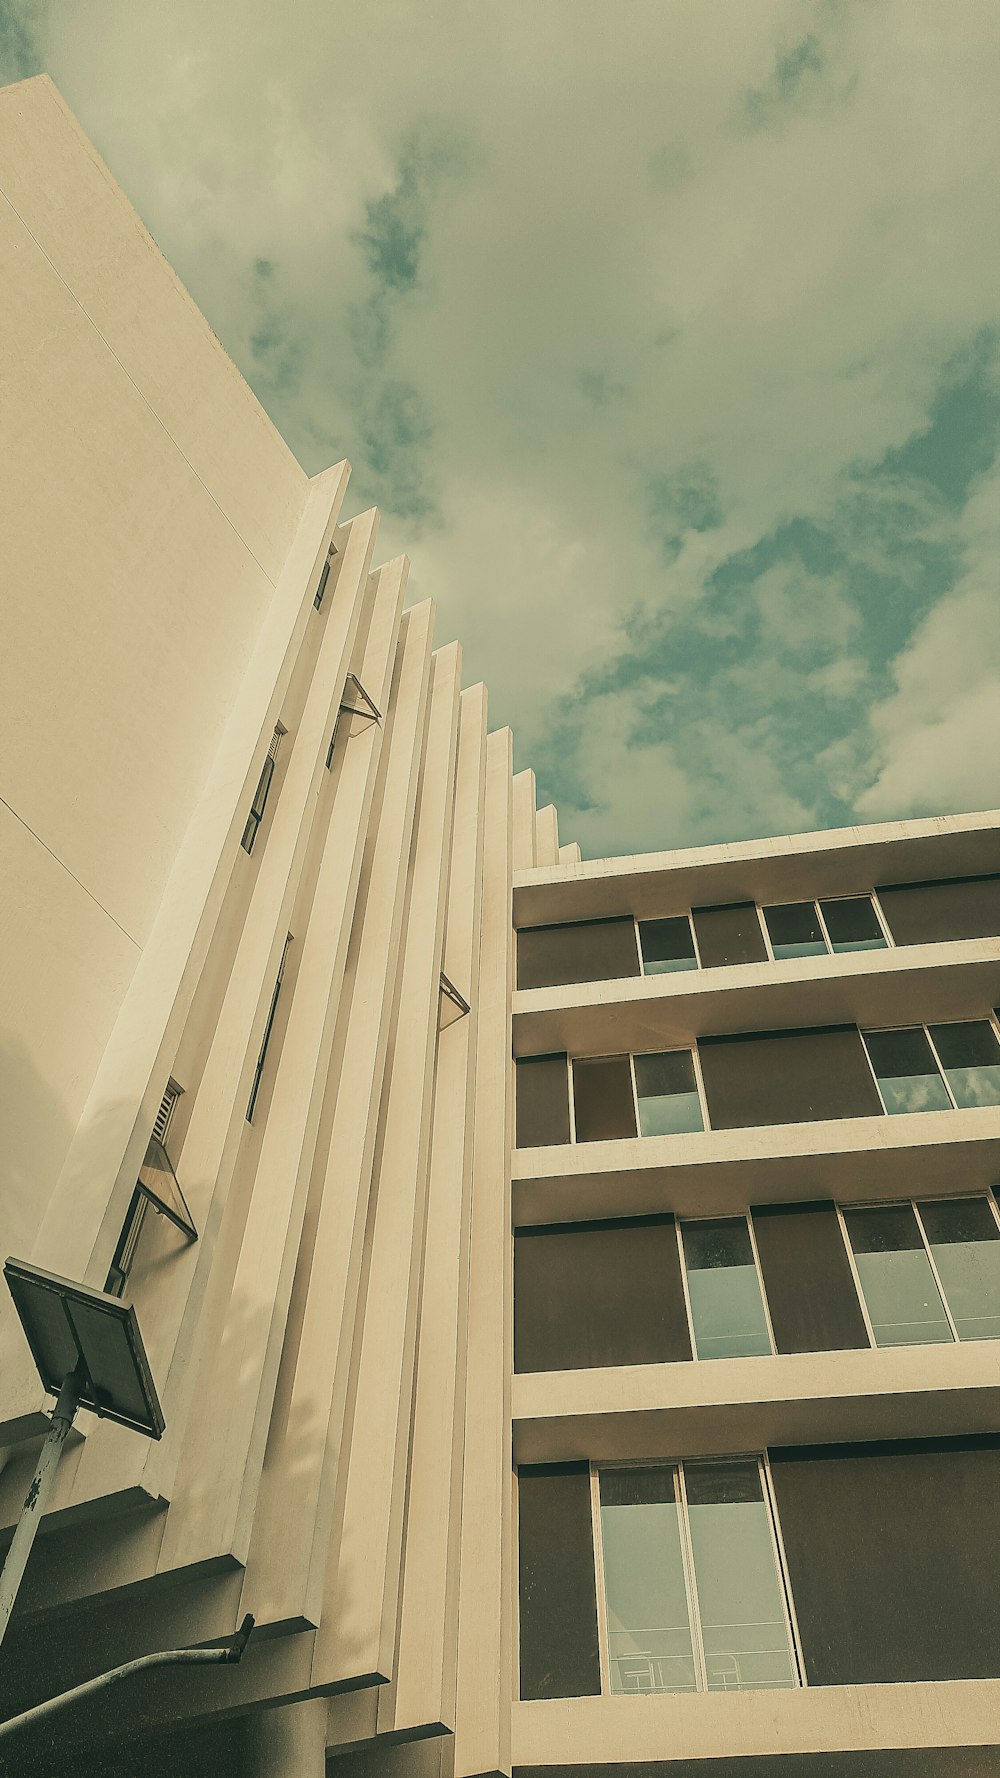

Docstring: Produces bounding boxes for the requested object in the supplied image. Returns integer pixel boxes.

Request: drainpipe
[0,1615,255,1742]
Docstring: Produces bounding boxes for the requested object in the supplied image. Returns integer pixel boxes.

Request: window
[105,1080,196,1297]
[927,1020,1000,1108]
[247,936,291,1123]
[844,1195,1000,1346]
[863,1020,1000,1115]
[314,543,336,610]
[634,1050,704,1135]
[598,1459,798,1695]
[638,916,698,975]
[241,724,285,855]
[692,903,768,968]
[762,902,827,961]
[842,1203,953,1346]
[681,1218,772,1358]
[818,896,887,953]
[862,1026,952,1114]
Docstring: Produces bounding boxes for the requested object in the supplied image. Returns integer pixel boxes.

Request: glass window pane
[928,1021,1000,1109]
[918,1197,1000,1341]
[683,1460,797,1693]
[634,1051,703,1136]
[843,1204,952,1346]
[682,1219,772,1359]
[763,903,828,961]
[639,917,698,975]
[600,1468,695,1694]
[819,897,886,952]
[862,1028,952,1114]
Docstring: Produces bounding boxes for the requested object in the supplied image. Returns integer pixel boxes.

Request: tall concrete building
[1,73,1000,1778]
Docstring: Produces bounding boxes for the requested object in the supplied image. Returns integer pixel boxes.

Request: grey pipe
[0,1613,254,1741]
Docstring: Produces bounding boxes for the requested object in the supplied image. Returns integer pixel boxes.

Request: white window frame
[676,1213,776,1361]
[816,892,892,955]
[591,1455,802,1698]
[636,911,701,977]
[631,1045,710,1139]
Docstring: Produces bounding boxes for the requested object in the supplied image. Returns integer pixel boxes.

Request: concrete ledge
[512,939,1000,1058]
[512,810,1000,927]
[512,1108,1000,1223]
[512,1341,1000,1463]
[512,1678,1000,1766]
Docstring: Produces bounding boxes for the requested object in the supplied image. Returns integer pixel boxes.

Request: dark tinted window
[572,1055,637,1142]
[763,902,827,960]
[819,896,886,952]
[751,1202,870,1354]
[692,903,768,968]
[515,1054,570,1147]
[699,1027,884,1129]
[518,1464,601,1699]
[634,1050,703,1136]
[514,1218,692,1372]
[517,918,640,990]
[639,916,698,975]
[928,1020,1000,1108]
[863,1027,951,1114]
[878,875,1000,947]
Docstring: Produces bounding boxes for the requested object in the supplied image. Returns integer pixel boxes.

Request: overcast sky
[3,1,999,858]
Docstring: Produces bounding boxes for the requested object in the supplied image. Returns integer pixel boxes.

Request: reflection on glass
[682,1219,772,1358]
[634,1051,704,1136]
[639,917,698,975]
[844,1204,952,1346]
[863,1027,952,1114]
[684,1461,797,1692]
[763,902,828,961]
[819,897,887,953]
[918,1197,1000,1340]
[600,1468,695,1694]
[928,1022,1000,1110]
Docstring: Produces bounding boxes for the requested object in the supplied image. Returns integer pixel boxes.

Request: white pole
[0,1369,82,1649]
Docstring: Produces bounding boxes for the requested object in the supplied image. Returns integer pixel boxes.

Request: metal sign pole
[0,1368,82,1650]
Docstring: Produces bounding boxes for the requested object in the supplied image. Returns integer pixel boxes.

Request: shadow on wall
[0,1030,75,1261]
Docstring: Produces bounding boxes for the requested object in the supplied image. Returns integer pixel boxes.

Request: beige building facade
[1,74,999,1777]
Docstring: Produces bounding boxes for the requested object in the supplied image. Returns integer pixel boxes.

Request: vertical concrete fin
[388,680,489,1735]
[317,639,462,1687]
[151,509,381,1570]
[511,769,536,872]
[453,726,514,1778]
[242,599,434,1634]
[558,840,582,864]
[533,804,559,867]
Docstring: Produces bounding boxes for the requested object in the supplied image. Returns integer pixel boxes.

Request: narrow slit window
[681,1218,772,1359]
[242,725,284,855]
[762,903,828,961]
[819,896,886,953]
[927,1020,1000,1109]
[634,1050,704,1136]
[862,1026,952,1114]
[247,936,291,1123]
[314,544,336,610]
[917,1197,1000,1340]
[842,1203,952,1347]
[638,916,698,975]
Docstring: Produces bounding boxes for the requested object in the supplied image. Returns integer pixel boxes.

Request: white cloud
[857,455,1000,817]
[13,0,1000,851]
